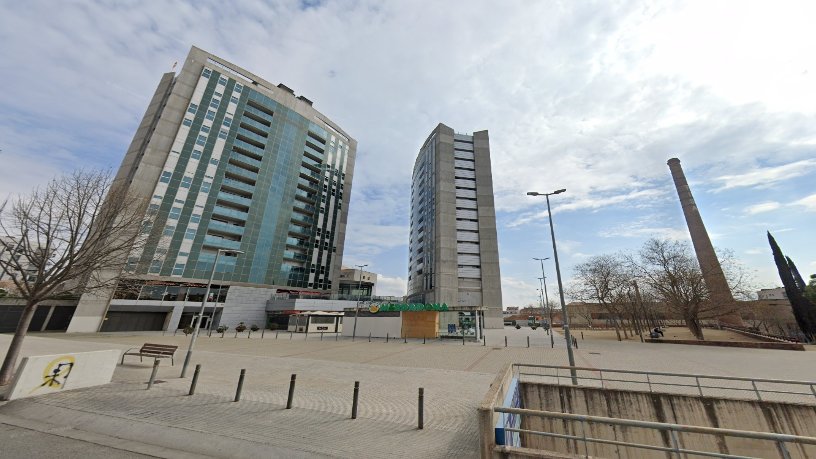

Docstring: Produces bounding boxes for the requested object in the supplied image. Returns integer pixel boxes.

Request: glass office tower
[68,47,356,332]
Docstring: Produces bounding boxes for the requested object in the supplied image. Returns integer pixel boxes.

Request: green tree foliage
[767,232,816,341]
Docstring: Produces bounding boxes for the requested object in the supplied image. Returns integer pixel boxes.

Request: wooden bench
[120,343,179,366]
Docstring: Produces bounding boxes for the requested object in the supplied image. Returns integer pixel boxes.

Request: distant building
[338,266,377,299]
[757,287,787,301]
[67,46,356,333]
[406,123,503,332]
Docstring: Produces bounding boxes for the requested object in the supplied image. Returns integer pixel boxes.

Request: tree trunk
[0,302,38,387]
[685,316,704,340]
[612,318,622,341]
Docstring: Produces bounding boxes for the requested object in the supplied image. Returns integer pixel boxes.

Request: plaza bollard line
[188,364,201,395]
[234,369,245,402]
[418,387,424,430]
[351,381,360,419]
[286,374,297,409]
[147,359,160,390]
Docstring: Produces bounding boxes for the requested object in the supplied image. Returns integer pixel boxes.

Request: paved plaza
[0,328,813,458]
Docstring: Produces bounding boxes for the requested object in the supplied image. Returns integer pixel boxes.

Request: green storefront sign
[369,303,449,313]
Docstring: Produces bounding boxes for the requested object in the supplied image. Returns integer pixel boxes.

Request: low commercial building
[287,311,343,333]
[340,302,484,340]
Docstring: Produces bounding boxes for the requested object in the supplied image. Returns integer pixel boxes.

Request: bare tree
[571,254,634,340]
[0,170,148,386]
[628,239,752,340]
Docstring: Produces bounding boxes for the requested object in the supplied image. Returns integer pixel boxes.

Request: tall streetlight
[527,189,577,384]
[533,257,554,348]
[181,248,244,378]
[351,263,368,341]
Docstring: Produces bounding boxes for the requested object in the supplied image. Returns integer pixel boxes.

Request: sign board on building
[369,303,449,313]
[2,349,120,401]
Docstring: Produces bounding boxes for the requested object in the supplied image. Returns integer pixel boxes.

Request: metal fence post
[670,429,682,459]
[286,374,296,409]
[776,440,793,459]
[188,364,201,395]
[234,369,245,402]
[752,380,763,401]
[418,387,424,429]
[147,358,160,390]
[351,381,360,419]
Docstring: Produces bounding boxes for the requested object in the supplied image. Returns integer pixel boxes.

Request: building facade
[67,46,356,332]
[337,266,377,299]
[406,123,503,330]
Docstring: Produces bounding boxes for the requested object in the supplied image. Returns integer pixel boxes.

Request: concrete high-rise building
[406,123,503,330]
[667,158,743,326]
[68,46,356,332]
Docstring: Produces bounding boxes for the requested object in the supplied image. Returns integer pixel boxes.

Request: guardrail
[494,406,816,459]
[514,364,816,405]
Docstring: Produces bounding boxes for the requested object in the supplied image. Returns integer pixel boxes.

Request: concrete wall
[519,382,816,459]
[218,286,270,328]
[340,315,401,338]
[3,350,120,401]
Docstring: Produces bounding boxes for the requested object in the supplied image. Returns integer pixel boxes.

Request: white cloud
[599,220,689,241]
[714,159,816,191]
[375,275,407,298]
[744,201,781,215]
[791,193,816,212]
[501,276,542,309]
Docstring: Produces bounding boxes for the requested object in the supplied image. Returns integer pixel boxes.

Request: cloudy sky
[1,0,814,306]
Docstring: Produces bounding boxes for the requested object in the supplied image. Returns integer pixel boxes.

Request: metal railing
[515,364,816,405]
[494,406,816,459]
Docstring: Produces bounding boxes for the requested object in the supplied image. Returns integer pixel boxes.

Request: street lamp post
[533,257,554,348]
[180,248,244,378]
[351,263,368,341]
[527,189,577,384]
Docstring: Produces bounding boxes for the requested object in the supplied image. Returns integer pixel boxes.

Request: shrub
[235,322,247,333]
[182,326,194,336]
[250,324,260,332]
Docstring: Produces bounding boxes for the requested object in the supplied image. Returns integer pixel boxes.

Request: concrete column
[40,306,56,332]
[667,158,743,326]
[166,302,186,331]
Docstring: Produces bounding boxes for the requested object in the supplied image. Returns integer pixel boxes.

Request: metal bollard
[351,381,360,419]
[276,331,279,339]
[404,335,407,343]
[321,332,324,341]
[286,374,297,409]
[386,333,389,343]
[335,332,338,341]
[368,332,371,343]
[173,329,177,336]
[234,330,238,338]
[188,364,201,395]
[483,335,486,346]
[505,336,507,347]
[234,369,246,402]
[527,336,530,348]
[305,331,308,340]
[581,332,584,340]
[418,387,424,429]
[262,329,265,339]
[423,335,426,344]
[289,331,293,340]
[147,359,160,390]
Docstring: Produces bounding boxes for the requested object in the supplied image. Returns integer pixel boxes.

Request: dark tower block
[667,158,744,326]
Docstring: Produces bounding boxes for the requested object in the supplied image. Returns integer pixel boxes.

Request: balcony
[283,250,309,262]
[225,164,258,181]
[208,220,245,236]
[203,234,242,250]
[233,139,265,157]
[297,178,319,193]
[286,237,311,249]
[239,118,269,136]
[229,151,263,170]
[290,212,314,227]
[217,191,252,207]
[213,205,248,222]
[299,169,320,184]
[243,105,273,125]
[236,129,269,146]
[293,202,316,215]
[288,224,312,237]
[294,189,317,204]
[221,177,255,194]
[304,141,325,157]
[302,154,322,170]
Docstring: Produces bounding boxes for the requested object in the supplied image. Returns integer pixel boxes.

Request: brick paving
[0,329,814,458]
